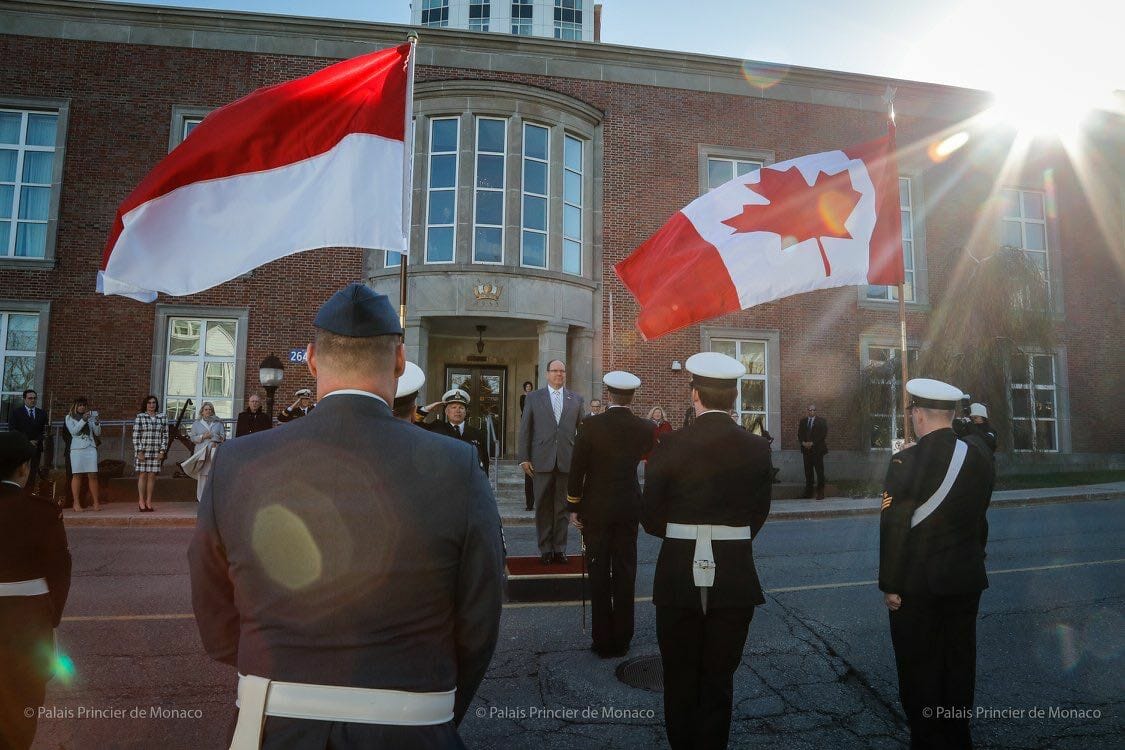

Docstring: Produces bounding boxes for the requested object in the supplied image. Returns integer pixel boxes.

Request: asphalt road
[31,498,1124,749]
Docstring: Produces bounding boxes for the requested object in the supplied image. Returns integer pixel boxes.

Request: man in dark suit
[0,432,71,750]
[7,390,49,479]
[234,393,272,437]
[518,359,585,564]
[441,388,489,476]
[566,371,654,658]
[188,284,505,749]
[642,352,772,749]
[880,378,995,750]
[797,403,828,499]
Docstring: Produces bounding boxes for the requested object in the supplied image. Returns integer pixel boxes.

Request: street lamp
[259,354,285,425]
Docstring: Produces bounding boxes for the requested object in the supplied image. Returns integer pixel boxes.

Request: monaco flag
[98,43,412,302]
[615,129,904,339]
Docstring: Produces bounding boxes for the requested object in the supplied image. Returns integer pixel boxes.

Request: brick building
[1,0,1122,479]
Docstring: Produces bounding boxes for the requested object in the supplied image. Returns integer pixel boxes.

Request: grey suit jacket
[187,392,504,732]
[517,386,584,473]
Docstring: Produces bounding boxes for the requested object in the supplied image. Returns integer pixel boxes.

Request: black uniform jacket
[565,407,655,527]
[188,393,505,725]
[234,409,272,437]
[0,482,71,627]
[879,427,995,596]
[450,423,490,476]
[642,412,773,609]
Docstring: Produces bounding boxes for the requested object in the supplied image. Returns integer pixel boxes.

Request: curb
[62,489,1125,528]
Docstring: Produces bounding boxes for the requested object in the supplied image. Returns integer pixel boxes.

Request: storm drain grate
[616,654,664,691]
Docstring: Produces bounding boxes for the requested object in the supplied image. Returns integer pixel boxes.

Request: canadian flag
[615,129,904,339]
[98,43,412,302]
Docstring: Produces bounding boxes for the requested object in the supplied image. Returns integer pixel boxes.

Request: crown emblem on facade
[472,282,502,302]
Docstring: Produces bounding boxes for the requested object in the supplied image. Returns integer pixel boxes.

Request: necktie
[458,424,464,436]
[808,417,814,432]
[551,389,563,424]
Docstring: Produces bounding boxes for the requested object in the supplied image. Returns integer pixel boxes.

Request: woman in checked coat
[133,395,167,512]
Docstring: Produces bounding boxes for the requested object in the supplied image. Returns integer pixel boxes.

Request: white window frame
[864,343,919,450]
[472,117,506,265]
[709,338,769,431]
[163,316,240,426]
[0,307,46,423]
[511,0,533,34]
[0,104,66,266]
[866,177,917,302]
[553,0,583,40]
[468,0,491,31]
[420,0,450,27]
[705,156,764,192]
[1001,187,1051,296]
[520,122,550,269]
[1009,351,1059,452]
[424,117,459,265]
[168,105,211,152]
[561,133,583,275]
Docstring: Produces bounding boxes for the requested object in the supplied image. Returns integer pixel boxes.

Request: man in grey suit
[518,359,585,564]
[188,284,504,749]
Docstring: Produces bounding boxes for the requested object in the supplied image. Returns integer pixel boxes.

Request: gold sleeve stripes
[566,495,582,504]
[880,491,893,511]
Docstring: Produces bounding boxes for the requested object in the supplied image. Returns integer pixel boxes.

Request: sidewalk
[60,481,1125,527]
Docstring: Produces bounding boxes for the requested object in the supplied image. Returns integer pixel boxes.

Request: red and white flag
[98,43,413,302]
[615,130,904,339]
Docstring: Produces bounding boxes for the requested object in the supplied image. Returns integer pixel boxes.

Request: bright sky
[101,0,1122,96]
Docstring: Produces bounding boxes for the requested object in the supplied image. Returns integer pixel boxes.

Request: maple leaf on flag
[721,166,861,276]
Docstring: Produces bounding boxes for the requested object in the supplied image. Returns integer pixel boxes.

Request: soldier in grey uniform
[880,378,995,750]
[188,284,505,749]
[642,352,772,749]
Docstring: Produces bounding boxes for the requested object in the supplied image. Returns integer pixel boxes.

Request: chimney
[594,4,603,42]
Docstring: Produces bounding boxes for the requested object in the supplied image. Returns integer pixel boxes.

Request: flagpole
[884,86,910,445]
[399,32,419,329]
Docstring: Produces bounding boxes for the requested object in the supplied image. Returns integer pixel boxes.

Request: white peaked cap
[603,370,641,391]
[395,361,425,400]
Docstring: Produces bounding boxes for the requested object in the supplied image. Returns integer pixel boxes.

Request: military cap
[969,403,988,418]
[686,351,746,389]
[0,431,35,477]
[442,388,471,405]
[394,362,426,403]
[313,282,403,338]
[906,378,965,410]
[603,370,641,393]
[294,388,313,398]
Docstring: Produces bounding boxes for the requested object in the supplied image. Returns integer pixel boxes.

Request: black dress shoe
[553,552,569,564]
[540,553,552,565]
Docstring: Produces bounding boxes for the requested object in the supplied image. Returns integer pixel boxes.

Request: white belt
[0,578,49,596]
[231,674,455,749]
[664,523,752,612]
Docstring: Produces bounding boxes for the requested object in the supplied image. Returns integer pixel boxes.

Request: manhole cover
[616,654,663,691]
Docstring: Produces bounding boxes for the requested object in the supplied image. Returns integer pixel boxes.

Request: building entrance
[445,366,506,458]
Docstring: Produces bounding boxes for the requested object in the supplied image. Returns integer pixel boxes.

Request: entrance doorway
[445,366,506,458]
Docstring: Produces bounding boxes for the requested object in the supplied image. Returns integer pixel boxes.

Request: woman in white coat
[187,402,225,502]
[65,396,101,511]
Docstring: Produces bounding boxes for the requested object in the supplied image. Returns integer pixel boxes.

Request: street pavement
[32,498,1124,749]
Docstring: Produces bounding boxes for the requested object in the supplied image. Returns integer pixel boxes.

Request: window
[512,0,533,34]
[1001,188,1049,292]
[1010,352,1057,451]
[554,0,583,40]
[473,118,505,264]
[0,109,58,259]
[469,0,491,31]
[164,317,238,423]
[521,123,549,268]
[710,338,767,431]
[706,157,763,191]
[865,345,919,449]
[182,118,202,141]
[867,177,916,302]
[425,118,458,263]
[0,311,38,421]
[562,134,583,275]
[420,0,450,27]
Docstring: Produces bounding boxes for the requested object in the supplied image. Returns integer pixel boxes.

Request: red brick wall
[2,34,1120,452]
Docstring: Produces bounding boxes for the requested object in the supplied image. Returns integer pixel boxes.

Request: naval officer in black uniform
[0,432,71,750]
[642,352,773,749]
[880,378,995,750]
[188,284,505,749]
[441,388,490,476]
[566,370,654,658]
